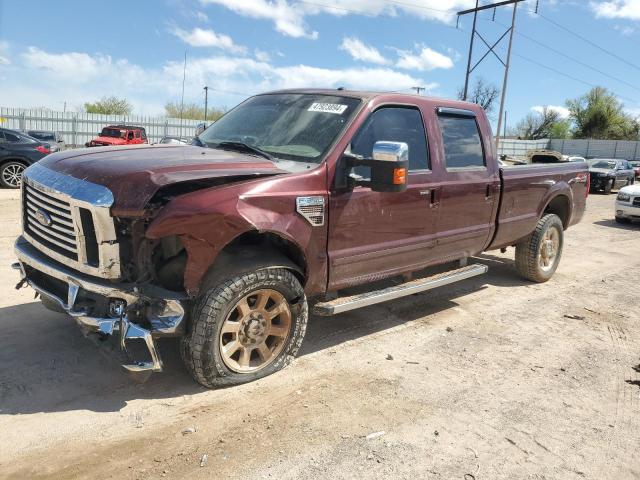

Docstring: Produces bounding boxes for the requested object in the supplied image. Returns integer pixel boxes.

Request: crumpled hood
[38,144,288,216]
[588,167,614,175]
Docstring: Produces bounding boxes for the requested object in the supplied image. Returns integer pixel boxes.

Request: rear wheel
[181,267,307,388]
[515,214,564,283]
[0,161,26,189]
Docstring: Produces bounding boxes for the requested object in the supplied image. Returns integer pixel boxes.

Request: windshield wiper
[214,141,273,161]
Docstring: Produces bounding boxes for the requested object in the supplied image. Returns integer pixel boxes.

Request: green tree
[84,96,133,115]
[566,87,639,140]
[165,101,226,121]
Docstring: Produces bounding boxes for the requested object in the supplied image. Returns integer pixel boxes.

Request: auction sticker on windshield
[308,103,349,114]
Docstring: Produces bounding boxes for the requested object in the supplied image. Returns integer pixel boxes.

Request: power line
[511,52,638,104]
[536,12,640,73]
[483,17,640,93]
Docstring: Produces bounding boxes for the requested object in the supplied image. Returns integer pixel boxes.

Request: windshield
[28,131,55,141]
[592,160,617,169]
[101,128,125,138]
[630,161,640,167]
[199,94,361,163]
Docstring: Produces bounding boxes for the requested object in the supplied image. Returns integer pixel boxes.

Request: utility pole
[411,86,426,95]
[462,0,479,101]
[457,0,524,150]
[204,86,209,123]
[179,51,187,137]
[495,2,518,151]
[503,110,508,139]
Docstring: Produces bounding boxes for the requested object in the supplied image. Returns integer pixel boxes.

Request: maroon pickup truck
[13,89,588,387]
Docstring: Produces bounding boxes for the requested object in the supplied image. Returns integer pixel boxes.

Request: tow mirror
[345,141,409,193]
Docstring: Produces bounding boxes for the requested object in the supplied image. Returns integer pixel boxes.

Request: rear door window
[437,113,485,169]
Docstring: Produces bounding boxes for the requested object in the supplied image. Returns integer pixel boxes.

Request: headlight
[617,193,631,201]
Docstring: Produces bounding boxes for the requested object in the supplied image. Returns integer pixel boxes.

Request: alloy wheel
[219,289,292,373]
[1,163,25,188]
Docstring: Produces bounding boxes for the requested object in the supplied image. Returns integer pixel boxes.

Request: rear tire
[0,161,27,189]
[181,267,307,388]
[515,214,564,283]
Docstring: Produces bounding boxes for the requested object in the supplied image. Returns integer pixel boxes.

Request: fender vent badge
[296,196,325,226]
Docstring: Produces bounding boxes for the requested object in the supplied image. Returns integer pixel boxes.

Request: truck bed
[488,162,589,250]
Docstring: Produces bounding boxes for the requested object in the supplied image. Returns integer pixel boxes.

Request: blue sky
[0,0,639,129]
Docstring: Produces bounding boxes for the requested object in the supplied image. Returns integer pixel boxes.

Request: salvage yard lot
[0,189,639,479]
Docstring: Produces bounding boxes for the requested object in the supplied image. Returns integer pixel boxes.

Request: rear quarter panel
[489,163,588,249]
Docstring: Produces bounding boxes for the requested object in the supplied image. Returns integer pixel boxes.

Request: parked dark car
[589,159,635,194]
[25,130,64,153]
[0,127,50,188]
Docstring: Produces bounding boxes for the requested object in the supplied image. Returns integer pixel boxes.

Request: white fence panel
[497,139,550,158]
[0,107,201,146]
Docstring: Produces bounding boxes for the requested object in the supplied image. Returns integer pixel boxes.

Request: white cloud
[200,0,474,38]
[590,0,640,20]
[614,24,635,35]
[339,37,389,65]
[0,41,10,65]
[2,46,431,114]
[254,49,271,62]
[195,11,209,22]
[396,45,454,71]
[171,27,246,53]
[531,105,571,119]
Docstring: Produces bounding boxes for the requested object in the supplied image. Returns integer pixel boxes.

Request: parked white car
[615,184,640,223]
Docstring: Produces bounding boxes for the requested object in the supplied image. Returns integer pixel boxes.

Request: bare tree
[513,107,562,140]
[457,78,500,115]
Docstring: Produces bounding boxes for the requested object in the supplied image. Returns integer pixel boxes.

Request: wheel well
[544,195,570,229]
[0,158,29,167]
[197,231,307,293]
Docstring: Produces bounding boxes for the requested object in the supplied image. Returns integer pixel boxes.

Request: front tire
[0,161,27,189]
[181,268,308,388]
[515,214,564,283]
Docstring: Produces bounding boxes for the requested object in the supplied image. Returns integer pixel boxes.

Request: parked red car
[629,160,640,179]
[86,125,148,147]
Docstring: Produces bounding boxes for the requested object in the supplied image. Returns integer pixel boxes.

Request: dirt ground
[0,188,639,480]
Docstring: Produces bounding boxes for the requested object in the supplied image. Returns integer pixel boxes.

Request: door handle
[420,188,439,207]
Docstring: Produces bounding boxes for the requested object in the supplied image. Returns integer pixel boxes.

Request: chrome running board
[313,264,488,316]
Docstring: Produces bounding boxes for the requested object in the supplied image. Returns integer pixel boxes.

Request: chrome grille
[24,183,78,260]
[21,163,121,279]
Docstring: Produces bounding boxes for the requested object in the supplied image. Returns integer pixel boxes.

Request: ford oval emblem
[35,208,52,227]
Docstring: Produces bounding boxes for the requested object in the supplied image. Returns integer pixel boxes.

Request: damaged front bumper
[13,236,187,376]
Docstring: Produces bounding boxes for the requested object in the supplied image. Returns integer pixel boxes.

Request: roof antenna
[534,0,539,13]
[492,7,496,20]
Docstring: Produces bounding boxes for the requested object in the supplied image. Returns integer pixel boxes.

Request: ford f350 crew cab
[13,90,588,387]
